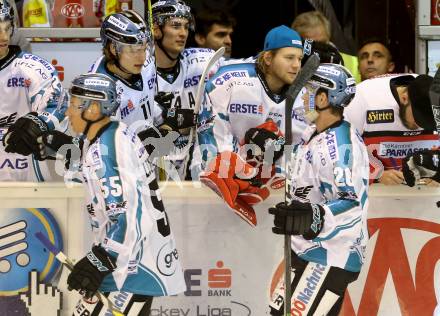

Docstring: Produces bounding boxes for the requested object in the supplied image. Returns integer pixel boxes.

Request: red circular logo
[60,3,85,18]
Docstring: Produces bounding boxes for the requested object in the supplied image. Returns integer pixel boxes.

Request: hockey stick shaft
[35,232,123,316]
[283,54,320,315]
[181,47,225,158]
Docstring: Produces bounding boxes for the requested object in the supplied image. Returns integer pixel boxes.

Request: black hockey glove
[269,200,325,240]
[244,121,284,163]
[163,108,197,131]
[67,245,116,299]
[402,150,440,187]
[155,92,197,130]
[155,91,174,108]
[37,130,83,168]
[3,112,48,157]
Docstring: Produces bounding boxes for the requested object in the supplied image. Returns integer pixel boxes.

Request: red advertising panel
[432,0,440,25]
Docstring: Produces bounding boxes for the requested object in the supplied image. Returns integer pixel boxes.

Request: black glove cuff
[155,91,174,108]
[87,245,117,274]
[302,204,325,240]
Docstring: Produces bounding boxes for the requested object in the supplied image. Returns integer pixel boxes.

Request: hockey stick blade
[35,232,123,316]
[194,46,226,115]
[283,54,320,316]
[430,67,440,134]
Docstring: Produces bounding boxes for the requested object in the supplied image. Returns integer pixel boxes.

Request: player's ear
[194,33,205,46]
[316,90,328,107]
[153,24,162,40]
[262,51,273,66]
[110,43,117,56]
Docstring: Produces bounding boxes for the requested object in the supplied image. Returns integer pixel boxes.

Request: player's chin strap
[81,112,107,137]
[315,104,332,112]
[79,99,107,136]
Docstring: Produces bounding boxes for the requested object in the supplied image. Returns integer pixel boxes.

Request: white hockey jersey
[344,74,440,182]
[89,55,163,133]
[289,120,369,272]
[156,48,222,177]
[198,62,309,171]
[0,46,65,181]
[81,121,185,295]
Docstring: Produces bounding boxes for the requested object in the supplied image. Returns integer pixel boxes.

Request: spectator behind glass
[292,10,330,43]
[358,38,395,81]
[194,8,236,58]
[292,10,361,82]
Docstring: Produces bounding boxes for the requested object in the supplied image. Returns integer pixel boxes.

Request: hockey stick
[283,54,320,315]
[194,47,225,115]
[146,0,154,38]
[34,232,123,316]
[173,47,225,172]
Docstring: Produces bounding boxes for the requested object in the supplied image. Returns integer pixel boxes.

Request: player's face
[270,47,302,85]
[118,43,148,74]
[358,43,394,81]
[301,25,329,43]
[201,24,233,58]
[158,17,190,57]
[66,96,88,134]
[0,20,12,59]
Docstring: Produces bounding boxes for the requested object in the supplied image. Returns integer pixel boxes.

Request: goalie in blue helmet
[40,72,186,315]
[268,63,370,316]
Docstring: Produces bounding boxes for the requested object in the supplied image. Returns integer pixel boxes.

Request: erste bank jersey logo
[0,208,63,295]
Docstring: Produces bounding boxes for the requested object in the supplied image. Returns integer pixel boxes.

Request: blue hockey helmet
[152,0,194,31]
[101,10,151,47]
[308,63,356,108]
[69,73,119,117]
[0,0,14,33]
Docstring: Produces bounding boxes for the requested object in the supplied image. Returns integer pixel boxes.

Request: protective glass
[120,42,149,56]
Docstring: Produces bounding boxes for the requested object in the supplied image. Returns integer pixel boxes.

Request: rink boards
[0,182,438,315]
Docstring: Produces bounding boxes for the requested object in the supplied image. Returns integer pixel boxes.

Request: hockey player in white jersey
[268,64,369,315]
[151,0,223,180]
[197,25,306,226]
[89,10,161,133]
[0,0,65,181]
[38,73,185,315]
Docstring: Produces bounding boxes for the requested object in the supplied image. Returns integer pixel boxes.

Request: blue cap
[264,25,303,51]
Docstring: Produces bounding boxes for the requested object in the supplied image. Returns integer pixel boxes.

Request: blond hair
[256,50,280,75]
[292,11,331,42]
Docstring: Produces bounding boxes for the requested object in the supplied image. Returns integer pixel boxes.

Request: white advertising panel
[30,42,102,87]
